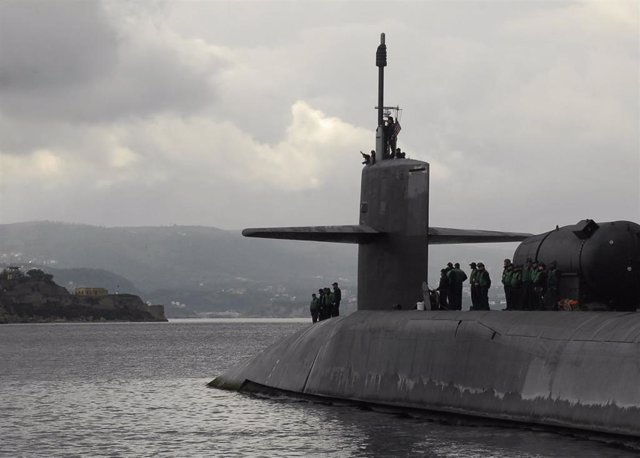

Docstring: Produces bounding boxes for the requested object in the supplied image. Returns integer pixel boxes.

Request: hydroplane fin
[242,225,382,244]
[243,225,531,245]
[428,227,532,244]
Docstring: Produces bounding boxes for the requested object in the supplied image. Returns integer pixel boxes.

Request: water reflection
[1,321,636,457]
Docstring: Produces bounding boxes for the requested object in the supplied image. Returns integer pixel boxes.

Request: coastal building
[74,287,108,297]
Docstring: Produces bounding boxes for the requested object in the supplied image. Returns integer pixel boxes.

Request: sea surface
[0,318,637,457]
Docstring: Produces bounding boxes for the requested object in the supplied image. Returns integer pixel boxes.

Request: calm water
[0,319,636,457]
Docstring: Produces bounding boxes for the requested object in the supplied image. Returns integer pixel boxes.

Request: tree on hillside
[27,269,54,282]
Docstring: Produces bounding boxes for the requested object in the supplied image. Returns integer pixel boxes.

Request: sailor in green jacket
[521,259,534,310]
[545,261,560,310]
[532,263,547,310]
[502,259,513,310]
[509,265,523,310]
[476,262,491,310]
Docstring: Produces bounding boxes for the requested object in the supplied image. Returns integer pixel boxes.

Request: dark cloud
[0,1,117,92]
[0,0,221,124]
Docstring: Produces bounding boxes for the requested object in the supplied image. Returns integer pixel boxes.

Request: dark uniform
[447,263,467,310]
[317,288,328,321]
[437,269,450,310]
[310,294,319,323]
[502,259,513,310]
[476,262,491,310]
[532,263,547,310]
[545,262,560,310]
[331,282,341,317]
[509,266,523,309]
[323,287,334,319]
[469,262,479,310]
[521,259,534,310]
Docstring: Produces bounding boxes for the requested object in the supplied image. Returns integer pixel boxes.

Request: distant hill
[0,221,520,316]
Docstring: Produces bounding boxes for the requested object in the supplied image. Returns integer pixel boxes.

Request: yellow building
[75,287,108,296]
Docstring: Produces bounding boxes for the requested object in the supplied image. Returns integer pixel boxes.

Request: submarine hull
[211,310,640,437]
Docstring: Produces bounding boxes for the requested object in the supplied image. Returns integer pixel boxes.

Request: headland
[0,267,166,323]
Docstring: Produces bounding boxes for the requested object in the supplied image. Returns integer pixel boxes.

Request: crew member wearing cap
[331,282,342,317]
[502,259,513,310]
[469,262,479,310]
[447,262,467,310]
[476,262,492,310]
[521,259,534,310]
[437,269,450,309]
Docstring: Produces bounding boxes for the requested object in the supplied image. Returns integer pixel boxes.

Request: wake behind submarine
[211,34,640,437]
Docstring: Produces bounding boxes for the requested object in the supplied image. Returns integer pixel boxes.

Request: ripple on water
[0,321,637,457]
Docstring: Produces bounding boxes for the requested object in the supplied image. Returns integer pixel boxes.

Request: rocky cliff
[0,268,166,323]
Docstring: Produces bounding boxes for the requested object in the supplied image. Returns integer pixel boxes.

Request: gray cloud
[0,1,222,124]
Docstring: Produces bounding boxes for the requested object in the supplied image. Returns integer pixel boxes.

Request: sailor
[317,288,327,321]
[546,261,560,310]
[360,151,371,165]
[509,265,523,310]
[529,261,540,308]
[521,259,534,310]
[437,269,450,310]
[447,263,467,310]
[469,262,479,310]
[332,282,341,317]
[476,262,492,310]
[532,262,547,310]
[370,149,376,164]
[310,293,319,323]
[502,259,513,310]
[385,116,396,158]
[324,287,334,319]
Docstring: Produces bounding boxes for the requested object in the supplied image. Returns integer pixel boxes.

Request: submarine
[211,34,640,438]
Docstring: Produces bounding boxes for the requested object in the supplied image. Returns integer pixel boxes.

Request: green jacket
[522,266,533,283]
[310,297,319,311]
[469,269,478,286]
[325,292,334,305]
[447,268,468,285]
[502,269,512,286]
[477,269,491,288]
[510,269,522,288]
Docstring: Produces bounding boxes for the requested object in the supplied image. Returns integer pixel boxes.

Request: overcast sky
[0,0,638,234]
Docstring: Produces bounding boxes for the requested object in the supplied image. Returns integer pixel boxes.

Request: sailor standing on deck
[331,282,341,317]
[310,293,319,323]
[447,263,467,310]
[469,262,479,310]
[476,262,492,310]
[324,287,334,319]
[546,261,560,310]
[502,259,513,310]
[521,259,534,310]
[317,288,327,321]
[437,269,450,309]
